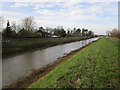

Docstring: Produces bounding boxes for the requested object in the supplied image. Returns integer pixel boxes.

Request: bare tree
[111,29,118,37]
[11,21,17,31]
[21,16,35,31]
[106,31,111,36]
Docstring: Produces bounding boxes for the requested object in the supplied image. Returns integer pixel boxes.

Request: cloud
[2,0,120,2]
[10,2,33,8]
[2,2,118,34]
[33,2,116,22]
[0,10,33,19]
[0,11,23,16]
[35,18,117,35]
[9,2,118,17]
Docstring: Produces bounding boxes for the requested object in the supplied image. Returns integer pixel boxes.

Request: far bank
[3,36,96,58]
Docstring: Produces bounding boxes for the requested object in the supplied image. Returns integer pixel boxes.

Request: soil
[110,37,120,40]
[2,39,99,89]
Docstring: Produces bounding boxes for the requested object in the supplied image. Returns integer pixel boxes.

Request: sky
[0,1,118,35]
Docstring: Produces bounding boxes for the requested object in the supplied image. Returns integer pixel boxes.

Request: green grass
[28,37,119,88]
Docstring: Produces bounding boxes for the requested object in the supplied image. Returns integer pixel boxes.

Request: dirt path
[110,37,120,40]
[3,39,99,89]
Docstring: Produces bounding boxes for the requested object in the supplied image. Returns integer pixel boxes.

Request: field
[2,37,90,58]
[28,38,119,88]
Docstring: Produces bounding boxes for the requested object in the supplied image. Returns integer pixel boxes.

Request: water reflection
[2,37,99,87]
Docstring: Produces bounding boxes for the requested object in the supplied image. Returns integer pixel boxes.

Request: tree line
[1,16,94,39]
[106,29,120,39]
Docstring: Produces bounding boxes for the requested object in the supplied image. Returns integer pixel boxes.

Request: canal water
[2,37,100,87]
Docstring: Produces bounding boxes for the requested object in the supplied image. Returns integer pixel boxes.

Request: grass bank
[2,37,90,58]
[29,38,119,88]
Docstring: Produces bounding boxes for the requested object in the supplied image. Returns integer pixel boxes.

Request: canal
[2,37,100,87]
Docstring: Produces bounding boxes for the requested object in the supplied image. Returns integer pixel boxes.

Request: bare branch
[21,16,35,31]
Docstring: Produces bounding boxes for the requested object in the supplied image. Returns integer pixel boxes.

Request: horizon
[0,2,118,35]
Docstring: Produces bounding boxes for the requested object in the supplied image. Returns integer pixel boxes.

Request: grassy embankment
[2,37,90,57]
[29,38,119,88]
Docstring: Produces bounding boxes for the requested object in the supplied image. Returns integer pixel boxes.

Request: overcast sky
[1,2,118,35]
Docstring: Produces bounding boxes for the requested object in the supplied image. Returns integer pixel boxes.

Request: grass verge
[28,37,119,88]
[3,37,90,58]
